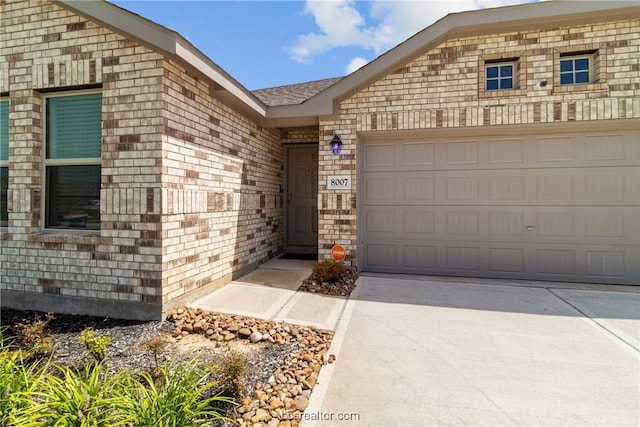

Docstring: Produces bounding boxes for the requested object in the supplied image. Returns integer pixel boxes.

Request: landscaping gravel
[0,267,357,426]
[299,268,358,297]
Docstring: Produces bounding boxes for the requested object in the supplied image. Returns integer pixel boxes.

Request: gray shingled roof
[252,77,344,107]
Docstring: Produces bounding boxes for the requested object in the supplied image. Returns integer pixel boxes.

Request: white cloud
[289,0,370,63]
[346,57,370,74]
[289,0,538,65]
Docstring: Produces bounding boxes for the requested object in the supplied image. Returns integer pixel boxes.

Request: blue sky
[110,0,537,90]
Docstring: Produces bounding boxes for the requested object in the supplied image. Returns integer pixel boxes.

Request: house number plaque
[327,175,351,190]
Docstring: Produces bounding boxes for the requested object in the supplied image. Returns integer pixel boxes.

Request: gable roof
[56,1,638,128]
[266,0,639,126]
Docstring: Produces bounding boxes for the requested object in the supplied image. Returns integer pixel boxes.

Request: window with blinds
[0,98,8,227]
[45,91,102,229]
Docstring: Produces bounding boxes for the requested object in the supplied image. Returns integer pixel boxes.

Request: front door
[287,145,318,248]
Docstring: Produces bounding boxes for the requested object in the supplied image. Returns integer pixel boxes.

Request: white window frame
[42,89,102,231]
[485,61,517,91]
[559,54,592,85]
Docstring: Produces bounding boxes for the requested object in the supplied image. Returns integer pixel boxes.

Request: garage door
[360,128,640,285]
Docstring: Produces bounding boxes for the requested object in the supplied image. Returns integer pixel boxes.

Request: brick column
[8,89,43,235]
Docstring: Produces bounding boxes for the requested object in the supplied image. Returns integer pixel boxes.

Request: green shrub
[119,356,233,427]
[12,362,128,427]
[0,327,15,351]
[0,329,49,427]
[1,326,233,427]
[78,328,112,362]
[15,313,55,359]
[313,259,347,283]
[215,350,249,397]
[142,334,167,372]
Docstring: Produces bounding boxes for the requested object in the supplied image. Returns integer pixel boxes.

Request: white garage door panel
[363,131,639,172]
[364,206,638,245]
[363,241,640,282]
[363,167,640,206]
[361,128,640,285]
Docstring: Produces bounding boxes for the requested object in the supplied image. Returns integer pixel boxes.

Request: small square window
[485,63,514,91]
[560,56,591,85]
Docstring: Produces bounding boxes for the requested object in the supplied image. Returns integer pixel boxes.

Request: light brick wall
[159,59,284,306]
[0,0,284,319]
[317,18,640,264]
[0,0,165,318]
[281,127,319,144]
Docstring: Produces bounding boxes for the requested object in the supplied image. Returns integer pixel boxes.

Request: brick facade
[316,18,640,264]
[0,0,284,319]
[1,1,638,318]
[159,58,283,306]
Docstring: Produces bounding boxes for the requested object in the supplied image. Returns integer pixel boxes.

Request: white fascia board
[174,39,267,116]
[56,0,176,52]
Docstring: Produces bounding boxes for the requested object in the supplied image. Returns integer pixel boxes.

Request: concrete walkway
[190,261,639,426]
[188,258,347,331]
[304,275,640,427]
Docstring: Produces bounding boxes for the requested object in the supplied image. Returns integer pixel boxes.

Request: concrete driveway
[304,275,640,427]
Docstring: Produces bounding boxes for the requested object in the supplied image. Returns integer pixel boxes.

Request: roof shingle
[252,77,343,107]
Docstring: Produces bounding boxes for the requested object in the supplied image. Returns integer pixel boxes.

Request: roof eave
[54,1,639,129]
[55,0,268,119]
[265,116,319,128]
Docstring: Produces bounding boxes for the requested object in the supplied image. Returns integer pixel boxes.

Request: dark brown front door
[287,145,318,247]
